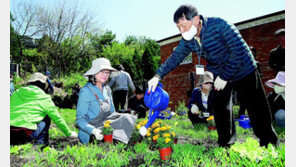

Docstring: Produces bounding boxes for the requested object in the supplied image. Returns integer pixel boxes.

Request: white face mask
[274,85,285,94]
[181,21,197,41]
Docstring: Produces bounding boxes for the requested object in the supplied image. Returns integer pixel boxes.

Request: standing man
[109,65,136,111]
[269,29,285,73]
[147,4,278,147]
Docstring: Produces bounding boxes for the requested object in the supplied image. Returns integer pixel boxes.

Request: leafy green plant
[206,116,215,127]
[174,101,188,116]
[230,137,279,163]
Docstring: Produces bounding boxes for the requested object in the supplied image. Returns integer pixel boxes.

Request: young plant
[206,116,215,127]
[102,120,113,135]
[130,120,147,143]
[153,123,174,149]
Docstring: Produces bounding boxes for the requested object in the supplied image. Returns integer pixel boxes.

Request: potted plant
[206,116,216,130]
[156,132,174,161]
[102,120,113,143]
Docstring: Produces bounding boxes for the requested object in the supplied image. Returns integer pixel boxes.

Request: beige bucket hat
[83,58,118,79]
[27,72,47,84]
[197,71,214,85]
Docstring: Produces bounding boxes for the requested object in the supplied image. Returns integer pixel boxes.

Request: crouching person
[128,86,148,118]
[265,71,285,127]
[10,72,78,146]
[188,71,214,125]
[76,58,137,144]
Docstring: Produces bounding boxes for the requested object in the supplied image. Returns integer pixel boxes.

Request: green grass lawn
[10,108,285,167]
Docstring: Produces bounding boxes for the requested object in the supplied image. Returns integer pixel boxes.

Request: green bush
[54,73,88,94]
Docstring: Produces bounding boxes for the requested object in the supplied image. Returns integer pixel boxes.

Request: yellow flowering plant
[102,120,113,135]
[155,132,174,149]
[147,120,174,148]
[130,119,148,143]
[206,116,215,127]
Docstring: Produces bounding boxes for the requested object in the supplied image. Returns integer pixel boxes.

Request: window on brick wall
[173,46,192,65]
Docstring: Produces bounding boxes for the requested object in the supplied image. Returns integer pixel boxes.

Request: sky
[10,0,285,42]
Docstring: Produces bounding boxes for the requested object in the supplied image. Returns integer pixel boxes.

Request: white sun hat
[265,71,285,88]
[27,72,47,84]
[83,58,118,79]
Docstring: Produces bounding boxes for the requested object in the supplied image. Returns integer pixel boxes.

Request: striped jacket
[155,15,256,82]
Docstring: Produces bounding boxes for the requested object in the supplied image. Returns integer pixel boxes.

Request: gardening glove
[92,128,103,140]
[214,76,227,91]
[191,104,199,114]
[69,131,78,138]
[148,75,160,93]
[139,127,147,136]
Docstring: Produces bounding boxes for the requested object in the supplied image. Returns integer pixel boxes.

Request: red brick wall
[160,19,285,110]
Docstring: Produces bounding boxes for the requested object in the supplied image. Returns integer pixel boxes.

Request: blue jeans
[275,109,285,127]
[29,115,51,145]
[10,115,51,145]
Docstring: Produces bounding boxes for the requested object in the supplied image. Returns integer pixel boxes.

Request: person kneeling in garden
[76,58,137,144]
[265,71,285,127]
[188,71,214,125]
[128,86,148,118]
[10,72,78,146]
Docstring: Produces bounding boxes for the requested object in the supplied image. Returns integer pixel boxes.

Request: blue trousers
[10,115,51,145]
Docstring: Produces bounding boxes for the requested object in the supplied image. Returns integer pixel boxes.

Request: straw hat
[27,72,47,84]
[265,71,285,88]
[83,58,118,79]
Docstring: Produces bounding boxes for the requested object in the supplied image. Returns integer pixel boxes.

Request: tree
[11,1,98,76]
[10,13,20,62]
[142,39,160,80]
[90,30,117,54]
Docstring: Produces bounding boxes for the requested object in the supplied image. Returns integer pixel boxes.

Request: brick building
[157,10,285,110]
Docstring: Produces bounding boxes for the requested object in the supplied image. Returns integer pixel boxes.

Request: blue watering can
[139,83,169,136]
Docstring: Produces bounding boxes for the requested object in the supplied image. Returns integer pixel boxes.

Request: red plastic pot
[208,126,216,130]
[174,139,178,144]
[104,134,113,143]
[159,147,172,161]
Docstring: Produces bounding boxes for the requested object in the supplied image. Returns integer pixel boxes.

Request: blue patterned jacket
[155,15,256,82]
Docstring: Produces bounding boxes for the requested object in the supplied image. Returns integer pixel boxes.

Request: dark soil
[10,155,29,167]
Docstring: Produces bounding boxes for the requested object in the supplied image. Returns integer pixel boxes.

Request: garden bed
[10,109,285,166]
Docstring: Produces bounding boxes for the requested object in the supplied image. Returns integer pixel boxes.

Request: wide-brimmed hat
[265,71,285,88]
[27,72,47,84]
[83,58,117,79]
[198,71,214,85]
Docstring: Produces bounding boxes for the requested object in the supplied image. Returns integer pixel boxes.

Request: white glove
[214,76,227,91]
[69,131,78,138]
[139,126,147,136]
[191,104,199,114]
[148,76,160,93]
[92,128,103,140]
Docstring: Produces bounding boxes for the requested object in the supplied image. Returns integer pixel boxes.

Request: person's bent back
[10,72,77,146]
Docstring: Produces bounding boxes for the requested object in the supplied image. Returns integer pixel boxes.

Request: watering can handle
[158,82,163,88]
